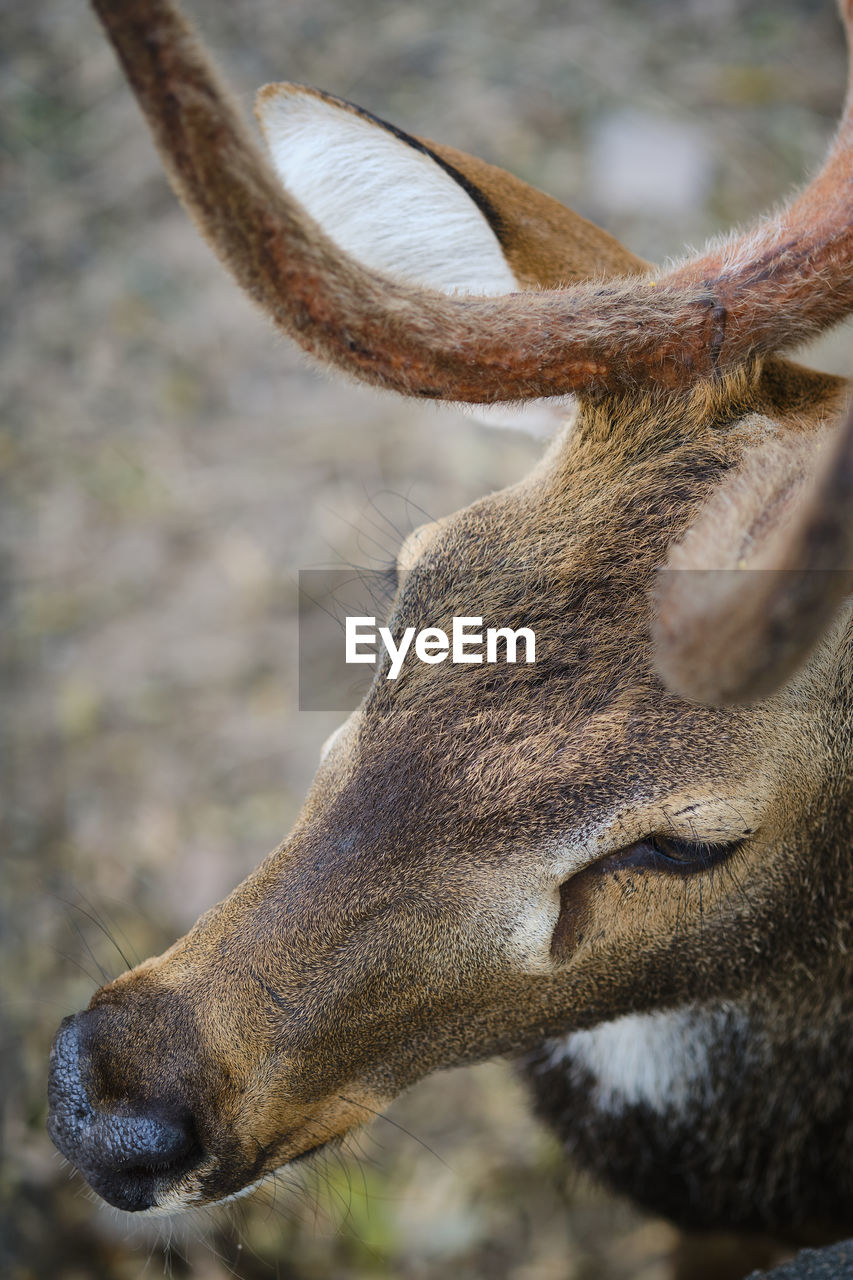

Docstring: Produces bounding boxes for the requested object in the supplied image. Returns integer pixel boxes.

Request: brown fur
[428,139,647,287]
[47,0,853,1262]
[49,358,853,1226]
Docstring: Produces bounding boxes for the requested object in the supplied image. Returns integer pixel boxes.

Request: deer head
[47,0,853,1235]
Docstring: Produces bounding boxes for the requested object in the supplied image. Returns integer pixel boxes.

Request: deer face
[48,362,849,1211]
[49,0,853,1221]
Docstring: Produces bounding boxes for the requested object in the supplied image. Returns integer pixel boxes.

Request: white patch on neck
[542,1006,743,1116]
[256,86,519,297]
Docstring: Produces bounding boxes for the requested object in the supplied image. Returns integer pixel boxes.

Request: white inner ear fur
[256,86,570,438]
[256,86,518,296]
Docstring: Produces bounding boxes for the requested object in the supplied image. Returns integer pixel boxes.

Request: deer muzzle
[45,824,515,1211]
[47,1010,203,1211]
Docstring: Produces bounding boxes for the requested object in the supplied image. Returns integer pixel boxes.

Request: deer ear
[653,408,853,705]
[255,83,520,297]
[255,84,645,437]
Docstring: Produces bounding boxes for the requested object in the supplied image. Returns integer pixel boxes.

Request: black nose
[47,1013,202,1211]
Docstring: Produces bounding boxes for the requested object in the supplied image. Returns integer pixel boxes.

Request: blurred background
[3,1,853,1276]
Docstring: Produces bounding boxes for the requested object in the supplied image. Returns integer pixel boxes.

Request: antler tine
[653,396,853,706]
[95,0,853,401]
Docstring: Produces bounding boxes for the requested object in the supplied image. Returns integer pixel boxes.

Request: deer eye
[626,834,743,875]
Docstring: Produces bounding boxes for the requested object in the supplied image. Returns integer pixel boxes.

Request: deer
[47,0,853,1268]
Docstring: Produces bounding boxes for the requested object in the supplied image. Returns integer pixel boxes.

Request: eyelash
[608,833,746,877]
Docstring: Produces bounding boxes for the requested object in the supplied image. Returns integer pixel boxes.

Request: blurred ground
[3,1,852,1277]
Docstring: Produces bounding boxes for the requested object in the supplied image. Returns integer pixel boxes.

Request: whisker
[53,947,100,990]
[65,913,114,986]
[337,1095,451,1169]
[55,894,134,973]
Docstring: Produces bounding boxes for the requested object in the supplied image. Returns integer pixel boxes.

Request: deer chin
[146,1144,323,1214]
[159,1091,387,1211]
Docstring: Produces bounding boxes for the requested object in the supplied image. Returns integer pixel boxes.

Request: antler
[94,0,853,402]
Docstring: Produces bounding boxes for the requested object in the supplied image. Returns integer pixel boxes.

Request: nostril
[94,1107,199,1174]
[78,1107,201,1211]
[47,1012,203,1211]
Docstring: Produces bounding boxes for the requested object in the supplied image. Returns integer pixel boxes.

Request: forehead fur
[381,360,843,679]
[329,360,846,839]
